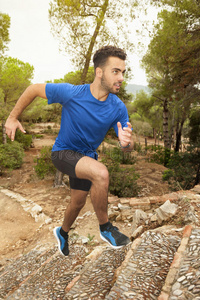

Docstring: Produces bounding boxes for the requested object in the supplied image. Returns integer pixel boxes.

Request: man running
[5,45,133,256]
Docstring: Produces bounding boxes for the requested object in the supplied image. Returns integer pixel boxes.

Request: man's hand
[5,117,26,141]
[117,121,132,148]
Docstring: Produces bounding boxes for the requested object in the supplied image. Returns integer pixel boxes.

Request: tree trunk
[153,128,157,145]
[175,119,184,152]
[170,110,175,149]
[163,98,171,149]
[2,120,7,144]
[54,170,64,187]
[81,0,109,83]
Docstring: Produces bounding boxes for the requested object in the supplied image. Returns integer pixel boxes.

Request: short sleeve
[45,83,74,105]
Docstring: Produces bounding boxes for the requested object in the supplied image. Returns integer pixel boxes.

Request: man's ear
[96,67,103,78]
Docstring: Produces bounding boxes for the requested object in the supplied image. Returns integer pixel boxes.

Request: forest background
[0,0,200,194]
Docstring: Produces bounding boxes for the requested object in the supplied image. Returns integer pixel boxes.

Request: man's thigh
[75,155,108,182]
[51,150,92,191]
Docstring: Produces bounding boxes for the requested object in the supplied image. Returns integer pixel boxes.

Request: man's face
[100,56,126,94]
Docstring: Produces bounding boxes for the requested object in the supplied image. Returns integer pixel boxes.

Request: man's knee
[96,165,109,186]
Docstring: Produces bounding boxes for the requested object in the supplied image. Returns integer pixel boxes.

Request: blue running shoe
[53,226,69,256]
[100,222,131,249]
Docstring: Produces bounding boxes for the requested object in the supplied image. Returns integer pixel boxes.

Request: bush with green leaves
[163,148,200,190]
[0,141,24,169]
[34,146,56,179]
[104,146,136,165]
[15,130,33,149]
[146,145,172,166]
[102,147,139,197]
[131,120,153,138]
[107,161,139,197]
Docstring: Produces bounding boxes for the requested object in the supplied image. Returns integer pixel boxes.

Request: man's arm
[5,83,47,141]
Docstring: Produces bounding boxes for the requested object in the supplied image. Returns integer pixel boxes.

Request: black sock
[100,221,110,231]
[60,227,68,239]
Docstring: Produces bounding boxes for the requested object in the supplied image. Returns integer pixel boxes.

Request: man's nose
[118,73,124,82]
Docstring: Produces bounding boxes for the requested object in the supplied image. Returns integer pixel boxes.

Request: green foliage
[107,161,139,197]
[131,120,153,138]
[63,67,95,84]
[0,12,11,55]
[0,141,24,169]
[146,145,172,166]
[133,142,143,153]
[0,56,34,125]
[49,0,136,83]
[15,130,32,150]
[163,148,200,190]
[105,146,136,165]
[34,146,56,179]
[0,128,32,149]
[188,109,200,145]
[22,98,62,123]
[102,147,139,197]
[142,1,200,150]
[131,91,162,135]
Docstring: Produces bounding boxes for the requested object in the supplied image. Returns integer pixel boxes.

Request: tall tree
[49,0,137,83]
[0,57,34,143]
[0,12,10,56]
[142,6,200,151]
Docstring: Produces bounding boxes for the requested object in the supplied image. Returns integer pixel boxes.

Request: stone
[155,200,178,224]
[131,209,148,233]
[31,204,43,214]
[172,282,181,291]
[131,225,144,239]
[173,289,183,296]
[177,276,186,282]
[150,214,158,222]
[121,210,133,221]
[184,205,198,224]
[118,203,130,210]
[108,208,119,220]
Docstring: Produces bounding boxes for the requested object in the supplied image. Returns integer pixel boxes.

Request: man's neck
[90,82,108,102]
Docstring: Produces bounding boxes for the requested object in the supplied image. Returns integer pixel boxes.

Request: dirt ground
[0,128,172,264]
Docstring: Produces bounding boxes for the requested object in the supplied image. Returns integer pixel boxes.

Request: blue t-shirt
[45,83,129,158]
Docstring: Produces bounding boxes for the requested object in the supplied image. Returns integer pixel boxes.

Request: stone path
[1,185,200,299]
[106,230,181,300]
[1,225,200,299]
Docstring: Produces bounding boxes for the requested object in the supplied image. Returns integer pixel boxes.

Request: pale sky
[0,0,157,85]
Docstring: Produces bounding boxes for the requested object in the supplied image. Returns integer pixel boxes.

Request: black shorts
[51,150,93,191]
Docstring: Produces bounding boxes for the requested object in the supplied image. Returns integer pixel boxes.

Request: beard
[100,74,120,94]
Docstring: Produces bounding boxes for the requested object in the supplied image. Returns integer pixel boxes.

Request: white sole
[100,233,124,249]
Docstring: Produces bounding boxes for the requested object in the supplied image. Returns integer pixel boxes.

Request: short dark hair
[93,45,127,70]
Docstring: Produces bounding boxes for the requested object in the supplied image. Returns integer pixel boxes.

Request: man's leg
[75,156,131,249]
[75,156,109,225]
[62,189,89,232]
[54,189,88,256]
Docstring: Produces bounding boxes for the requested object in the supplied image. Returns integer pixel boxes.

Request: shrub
[15,130,33,150]
[34,146,56,179]
[104,146,136,165]
[131,120,153,138]
[107,161,139,197]
[0,142,24,169]
[146,145,172,166]
[133,142,143,153]
[102,147,139,197]
[163,148,200,190]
